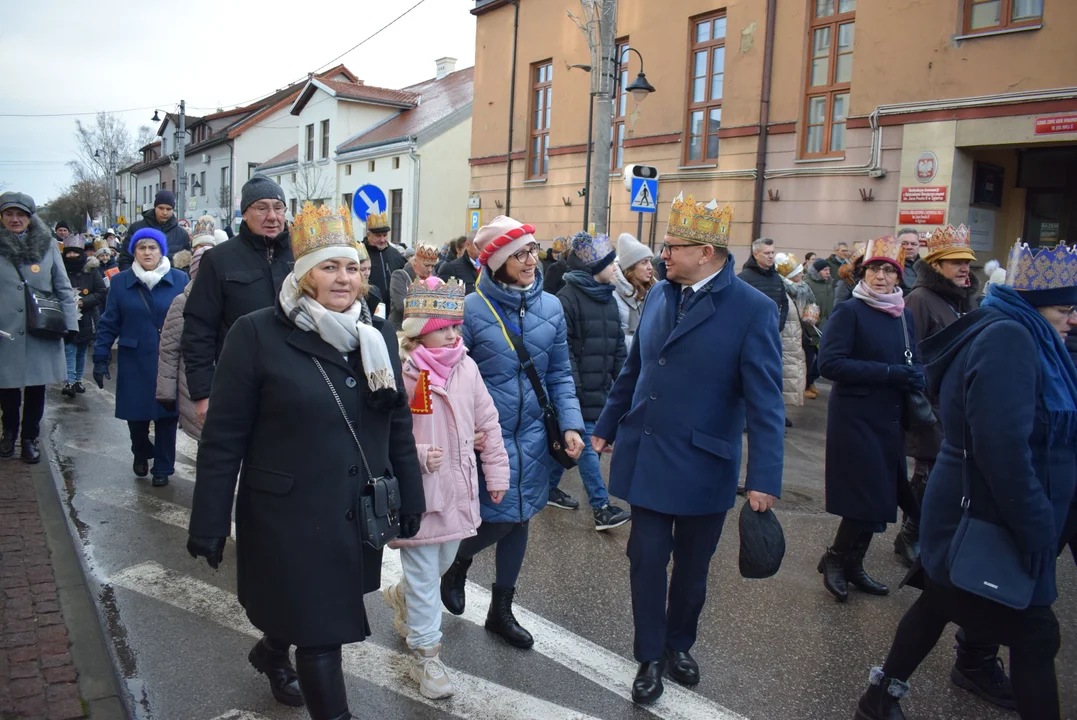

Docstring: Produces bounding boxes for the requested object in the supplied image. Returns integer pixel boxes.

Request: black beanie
[55,221,70,232]
[241,175,286,212]
[154,189,175,208]
[812,258,830,272]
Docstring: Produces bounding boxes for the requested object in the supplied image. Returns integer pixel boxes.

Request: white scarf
[131,255,172,290]
[278,273,395,393]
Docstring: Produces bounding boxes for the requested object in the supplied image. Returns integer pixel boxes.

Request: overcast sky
[0,0,477,203]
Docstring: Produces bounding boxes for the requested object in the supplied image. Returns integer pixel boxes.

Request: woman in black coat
[60,243,107,397]
[817,237,923,603]
[188,204,424,720]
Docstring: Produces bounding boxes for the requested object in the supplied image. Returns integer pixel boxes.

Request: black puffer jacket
[738,254,789,330]
[181,222,293,401]
[117,208,191,271]
[363,240,406,306]
[543,256,570,296]
[557,271,627,421]
[64,255,108,344]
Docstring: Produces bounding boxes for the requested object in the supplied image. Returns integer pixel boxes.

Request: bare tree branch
[293,162,334,205]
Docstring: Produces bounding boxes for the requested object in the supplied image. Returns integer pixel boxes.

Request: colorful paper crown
[415,244,439,261]
[666,193,734,247]
[93,238,110,252]
[364,210,390,233]
[775,253,802,279]
[551,238,565,253]
[925,224,975,262]
[863,235,905,269]
[192,215,216,240]
[291,203,355,262]
[1006,241,1077,291]
[572,233,615,267]
[404,277,466,321]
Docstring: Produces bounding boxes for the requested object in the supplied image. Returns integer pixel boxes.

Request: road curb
[31,445,130,720]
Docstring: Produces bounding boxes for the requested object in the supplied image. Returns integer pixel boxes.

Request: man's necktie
[677,287,695,324]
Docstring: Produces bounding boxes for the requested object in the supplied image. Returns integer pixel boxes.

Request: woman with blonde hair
[612,233,656,347]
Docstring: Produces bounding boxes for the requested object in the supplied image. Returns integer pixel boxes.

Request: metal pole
[504,1,520,217]
[637,211,643,240]
[582,91,594,231]
[177,99,187,221]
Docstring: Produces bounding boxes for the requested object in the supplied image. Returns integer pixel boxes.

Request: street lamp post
[150,100,188,220]
[94,149,118,229]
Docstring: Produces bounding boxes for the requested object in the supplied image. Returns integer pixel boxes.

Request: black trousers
[457,520,530,589]
[0,386,47,440]
[882,578,1060,720]
[627,506,727,663]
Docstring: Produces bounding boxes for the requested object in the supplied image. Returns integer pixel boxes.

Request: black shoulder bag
[899,312,936,431]
[15,265,67,339]
[312,357,401,549]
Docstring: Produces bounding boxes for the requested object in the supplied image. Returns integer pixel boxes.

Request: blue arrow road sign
[630,177,658,213]
[353,184,387,221]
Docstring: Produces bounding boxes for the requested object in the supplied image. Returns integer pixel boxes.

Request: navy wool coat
[462,269,584,524]
[818,298,918,523]
[93,268,187,421]
[919,308,1077,607]
[593,259,785,516]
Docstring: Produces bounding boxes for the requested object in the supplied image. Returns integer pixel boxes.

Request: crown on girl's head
[666,193,734,247]
[291,202,355,261]
[1006,241,1077,291]
[403,277,466,321]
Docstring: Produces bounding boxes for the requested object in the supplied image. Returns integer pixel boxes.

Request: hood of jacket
[741,254,775,276]
[920,306,1008,399]
[911,257,981,312]
[0,215,54,266]
[806,263,827,284]
[142,207,179,234]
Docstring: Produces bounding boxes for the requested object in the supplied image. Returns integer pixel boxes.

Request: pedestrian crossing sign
[630,177,658,213]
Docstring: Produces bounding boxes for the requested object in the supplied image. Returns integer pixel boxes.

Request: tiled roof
[258,144,298,170]
[337,67,474,153]
[292,78,420,115]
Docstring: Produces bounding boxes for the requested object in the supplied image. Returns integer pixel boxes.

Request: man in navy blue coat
[592,194,785,705]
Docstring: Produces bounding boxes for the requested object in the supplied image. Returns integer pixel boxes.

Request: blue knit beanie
[129,227,168,256]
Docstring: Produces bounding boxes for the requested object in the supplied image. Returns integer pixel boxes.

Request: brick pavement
[0,459,86,720]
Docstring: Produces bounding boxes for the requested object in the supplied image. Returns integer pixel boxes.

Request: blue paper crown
[572,233,614,267]
[1006,241,1077,292]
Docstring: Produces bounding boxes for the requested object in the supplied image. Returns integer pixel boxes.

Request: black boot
[440,556,472,616]
[485,585,534,649]
[817,548,849,602]
[855,667,908,720]
[295,647,350,720]
[248,636,304,707]
[133,457,149,478]
[892,518,920,568]
[0,432,14,459]
[20,439,40,465]
[846,533,889,596]
[951,634,1015,710]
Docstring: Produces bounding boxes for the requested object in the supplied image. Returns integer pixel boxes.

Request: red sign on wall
[900,186,948,203]
[898,209,946,225]
[1035,116,1077,135]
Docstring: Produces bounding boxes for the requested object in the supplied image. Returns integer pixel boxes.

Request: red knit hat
[473,215,537,272]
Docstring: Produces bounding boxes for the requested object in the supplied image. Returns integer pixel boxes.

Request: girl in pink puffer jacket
[384,277,509,700]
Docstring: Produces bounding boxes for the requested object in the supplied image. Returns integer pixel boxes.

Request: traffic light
[622,164,659,192]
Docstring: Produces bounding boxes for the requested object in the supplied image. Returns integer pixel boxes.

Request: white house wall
[417,117,472,246]
[179,143,234,225]
[337,150,415,245]
[234,105,299,189]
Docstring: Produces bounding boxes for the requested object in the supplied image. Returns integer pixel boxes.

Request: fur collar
[911,257,981,312]
[0,215,54,266]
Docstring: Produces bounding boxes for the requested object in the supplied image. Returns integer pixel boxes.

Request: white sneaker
[381,582,409,639]
[411,645,454,699]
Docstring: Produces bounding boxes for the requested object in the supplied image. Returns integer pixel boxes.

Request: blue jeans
[547,420,609,509]
[64,341,89,384]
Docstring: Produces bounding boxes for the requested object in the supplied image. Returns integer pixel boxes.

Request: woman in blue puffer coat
[439,216,584,650]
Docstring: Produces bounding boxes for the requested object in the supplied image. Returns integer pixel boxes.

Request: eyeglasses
[864,264,899,277]
[1050,305,1077,316]
[510,243,540,263]
[249,203,286,217]
[661,241,698,254]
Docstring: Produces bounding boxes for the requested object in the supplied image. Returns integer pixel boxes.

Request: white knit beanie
[617,233,652,271]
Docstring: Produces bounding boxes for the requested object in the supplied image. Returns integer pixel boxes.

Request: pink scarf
[409,337,467,387]
[852,280,905,318]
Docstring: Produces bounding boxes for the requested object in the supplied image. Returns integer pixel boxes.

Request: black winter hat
[154,189,176,209]
[738,502,785,579]
[812,257,830,272]
[55,221,71,232]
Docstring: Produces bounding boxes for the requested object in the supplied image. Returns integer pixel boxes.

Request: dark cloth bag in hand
[899,312,935,431]
[512,337,577,470]
[738,502,786,579]
[15,266,67,339]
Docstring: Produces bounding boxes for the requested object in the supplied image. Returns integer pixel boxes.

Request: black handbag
[15,265,67,339]
[312,357,401,550]
[946,355,1035,609]
[898,312,936,431]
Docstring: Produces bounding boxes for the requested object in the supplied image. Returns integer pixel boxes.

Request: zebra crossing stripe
[112,562,603,720]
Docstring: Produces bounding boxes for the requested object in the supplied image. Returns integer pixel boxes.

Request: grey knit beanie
[241,175,286,212]
[617,233,652,270]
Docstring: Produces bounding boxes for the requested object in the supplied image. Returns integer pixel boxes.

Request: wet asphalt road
[41,380,1077,720]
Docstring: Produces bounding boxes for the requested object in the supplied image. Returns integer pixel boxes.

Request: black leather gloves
[398,514,422,539]
[92,359,111,389]
[187,535,226,569]
[887,364,925,392]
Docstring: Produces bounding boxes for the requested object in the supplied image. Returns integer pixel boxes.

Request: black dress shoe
[0,432,15,459]
[151,476,169,487]
[20,439,41,465]
[249,636,304,707]
[665,649,700,686]
[133,458,149,478]
[632,659,665,705]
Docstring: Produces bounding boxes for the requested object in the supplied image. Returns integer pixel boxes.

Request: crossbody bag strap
[311,356,376,486]
[135,287,161,334]
[475,281,551,407]
[960,353,972,511]
[898,311,914,367]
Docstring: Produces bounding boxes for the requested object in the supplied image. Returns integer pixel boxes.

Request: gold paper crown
[404,278,466,321]
[365,210,391,232]
[415,244,439,261]
[925,224,975,260]
[864,235,905,268]
[291,203,355,262]
[666,193,734,247]
[1006,241,1077,291]
[776,253,801,279]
